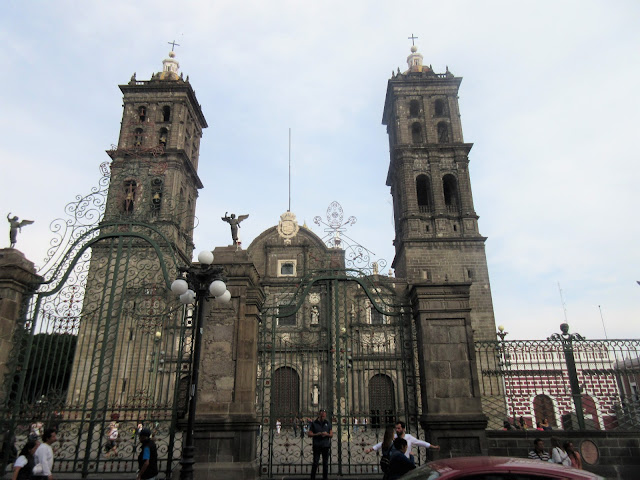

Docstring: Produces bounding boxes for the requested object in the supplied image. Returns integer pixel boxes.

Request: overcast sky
[2,1,639,340]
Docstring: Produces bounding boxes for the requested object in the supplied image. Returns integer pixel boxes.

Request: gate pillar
[191,246,264,480]
[409,282,488,457]
[0,249,42,404]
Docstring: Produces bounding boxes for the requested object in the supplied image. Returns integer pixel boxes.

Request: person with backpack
[378,425,396,478]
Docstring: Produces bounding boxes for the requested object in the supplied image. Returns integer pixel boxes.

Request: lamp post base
[177,415,260,480]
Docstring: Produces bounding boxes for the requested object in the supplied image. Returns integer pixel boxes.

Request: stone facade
[0,47,503,479]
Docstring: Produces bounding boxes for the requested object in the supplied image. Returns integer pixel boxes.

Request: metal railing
[476,323,640,432]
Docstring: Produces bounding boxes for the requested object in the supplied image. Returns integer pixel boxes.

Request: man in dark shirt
[137,428,158,480]
[387,437,416,480]
[308,409,332,480]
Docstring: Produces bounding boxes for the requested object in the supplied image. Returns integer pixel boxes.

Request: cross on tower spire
[168,40,181,52]
[408,34,418,46]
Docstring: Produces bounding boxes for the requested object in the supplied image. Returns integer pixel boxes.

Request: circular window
[581,439,599,465]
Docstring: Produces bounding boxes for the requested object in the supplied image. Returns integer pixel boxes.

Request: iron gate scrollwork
[476,332,640,432]
[1,174,193,478]
[257,269,423,478]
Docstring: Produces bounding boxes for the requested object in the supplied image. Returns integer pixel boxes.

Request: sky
[1,0,639,340]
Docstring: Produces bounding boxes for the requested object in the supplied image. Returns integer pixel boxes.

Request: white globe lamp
[209,279,226,298]
[171,279,189,295]
[180,289,196,305]
[217,290,231,303]
[197,250,214,265]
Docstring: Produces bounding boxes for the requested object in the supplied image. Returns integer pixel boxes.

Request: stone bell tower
[106,50,207,262]
[66,51,208,411]
[382,44,495,455]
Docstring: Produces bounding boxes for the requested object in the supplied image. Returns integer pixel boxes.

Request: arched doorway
[272,367,300,429]
[369,374,396,428]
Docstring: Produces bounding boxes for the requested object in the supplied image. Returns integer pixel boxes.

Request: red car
[400,456,604,479]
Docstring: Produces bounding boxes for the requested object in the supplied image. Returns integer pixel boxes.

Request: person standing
[308,409,332,480]
[378,425,396,477]
[365,421,439,458]
[550,437,571,466]
[12,439,40,480]
[527,438,550,461]
[33,428,56,480]
[137,428,158,480]
[386,438,416,480]
[564,441,582,469]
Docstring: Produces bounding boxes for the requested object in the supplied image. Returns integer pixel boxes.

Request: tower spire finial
[168,40,180,52]
[408,33,418,46]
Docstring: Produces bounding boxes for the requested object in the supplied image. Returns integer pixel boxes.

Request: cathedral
[0,44,498,480]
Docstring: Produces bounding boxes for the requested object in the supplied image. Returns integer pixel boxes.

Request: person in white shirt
[550,437,571,466]
[365,421,439,458]
[33,429,57,480]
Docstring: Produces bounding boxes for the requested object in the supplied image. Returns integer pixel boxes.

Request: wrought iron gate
[257,269,424,478]
[1,214,191,477]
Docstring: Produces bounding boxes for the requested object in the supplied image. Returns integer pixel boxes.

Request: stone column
[190,246,264,480]
[409,281,488,457]
[454,150,475,216]
[0,249,42,404]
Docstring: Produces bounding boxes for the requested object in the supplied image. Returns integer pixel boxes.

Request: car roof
[409,456,603,479]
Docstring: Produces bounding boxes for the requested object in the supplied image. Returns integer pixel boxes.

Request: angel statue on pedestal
[7,213,34,248]
[221,212,249,246]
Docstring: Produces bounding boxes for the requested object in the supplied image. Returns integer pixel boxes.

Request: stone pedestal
[188,246,264,479]
[0,248,42,403]
[409,282,488,457]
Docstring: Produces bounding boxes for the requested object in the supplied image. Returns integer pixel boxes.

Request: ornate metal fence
[256,270,425,478]
[476,324,640,432]
[1,169,192,478]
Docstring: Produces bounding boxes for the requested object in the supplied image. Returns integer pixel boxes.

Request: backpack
[380,447,392,473]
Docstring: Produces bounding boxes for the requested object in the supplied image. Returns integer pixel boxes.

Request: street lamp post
[172,250,231,480]
[496,325,513,426]
[548,323,586,430]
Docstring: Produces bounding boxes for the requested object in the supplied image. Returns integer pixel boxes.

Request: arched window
[278,303,297,326]
[533,394,557,427]
[582,394,600,430]
[409,100,420,117]
[443,174,459,213]
[369,374,395,428]
[370,307,384,325]
[159,128,168,146]
[133,128,143,147]
[416,174,432,213]
[123,180,137,213]
[138,106,147,122]
[151,178,163,213]
[411,122,423,144]
[434,99,447,116]
[272,367,300,427]
[162,106,171,122]
[437,122,450,143]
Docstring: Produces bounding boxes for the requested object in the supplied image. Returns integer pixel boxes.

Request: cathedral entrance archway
[256,270,422,478]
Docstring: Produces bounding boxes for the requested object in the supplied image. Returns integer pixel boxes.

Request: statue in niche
[312,385,319,406]
[311,306,319,324]
[7,213,34,248]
